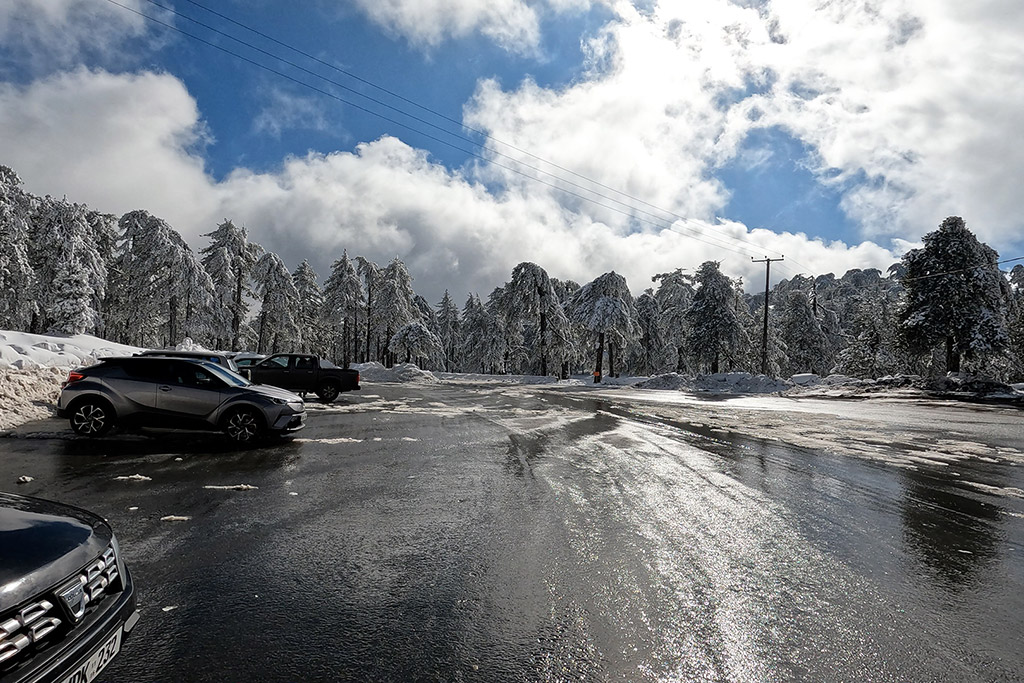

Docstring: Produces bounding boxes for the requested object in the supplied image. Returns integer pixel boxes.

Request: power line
[166,0,796,266]
[901,255,1024,283]
[121,0,795,266]
[103,0,779,264]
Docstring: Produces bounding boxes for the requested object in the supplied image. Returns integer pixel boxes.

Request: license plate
[61,627,122,683]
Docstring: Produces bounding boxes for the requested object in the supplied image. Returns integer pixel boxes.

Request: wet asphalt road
[2,383,1023,682]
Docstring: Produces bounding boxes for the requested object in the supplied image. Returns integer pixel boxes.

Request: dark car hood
[0,492,111,608]
[244,384,304,402]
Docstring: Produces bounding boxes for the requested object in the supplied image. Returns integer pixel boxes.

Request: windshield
[202,361,251,387]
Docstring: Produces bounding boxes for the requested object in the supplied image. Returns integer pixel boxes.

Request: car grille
[0,545,121,671]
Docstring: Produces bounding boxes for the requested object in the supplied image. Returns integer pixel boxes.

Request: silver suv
[56,357,305,444]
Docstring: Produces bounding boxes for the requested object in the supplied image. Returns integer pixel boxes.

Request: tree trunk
[593,332,605,383]
[232,270,243,349]
[677,345,685,373]
[561,361,569,381]
[257,311,267,354]
[168,294,178,346]
[365,281,373,363]
[946,335,960,373]
[711,351,720,374]
[608,342,616,378]
[539,308,547,377]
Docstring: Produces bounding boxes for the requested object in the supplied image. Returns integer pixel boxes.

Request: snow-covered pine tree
[292,260,327,355]
[683,261,749,374]
[778,290,830,376]
[252,252,300,354]
[84,211,119,337]
[899,216,1012,374]
[459,293,488,373]
[375,258,420,366]
[630,289,666,376]
[566,271,636,383]
[389,322,444,367]
[199,220,262,350]
[323,251,364,366]
[482,286,515,374]
[435,290,461,372]
[355,257,383,363]
[833,289,900,378]
[653,269,695,372]
[0,166,38,330]
[30,198,107,335]
[507,262,567,376]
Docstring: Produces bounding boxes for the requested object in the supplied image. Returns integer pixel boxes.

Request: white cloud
[464,0,1024,253]
[0,0,153,76]
[346,0,545,55]
[0,68,900,303]
[252,87,334,139]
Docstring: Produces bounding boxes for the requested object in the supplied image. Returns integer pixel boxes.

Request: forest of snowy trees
[2,165,1022,382]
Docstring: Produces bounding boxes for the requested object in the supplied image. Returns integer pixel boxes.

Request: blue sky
[1,0,1022,301]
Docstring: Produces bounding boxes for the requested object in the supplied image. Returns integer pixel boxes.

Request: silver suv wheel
[70,400,113,437]
[224,408,261,443]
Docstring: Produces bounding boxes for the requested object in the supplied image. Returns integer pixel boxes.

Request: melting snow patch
[115,474,152,482]
[962,482,1024,499]
[317,437,363,444]
[16,475,33,484]
[402,437,419,442]
[160,515,191,522]
[161,606,178,612]
[203,484,258,491]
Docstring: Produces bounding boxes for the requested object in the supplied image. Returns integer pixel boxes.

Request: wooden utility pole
[752,256,784,376]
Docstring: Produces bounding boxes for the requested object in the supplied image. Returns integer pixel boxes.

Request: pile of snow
[0,330,144,431]
[0,331,142,370]
[0,365,66,430]
[352,362,438,383]
[635,372,791,394]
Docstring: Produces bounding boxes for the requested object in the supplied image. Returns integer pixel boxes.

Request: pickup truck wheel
[316,382,340,403]
[69,398,115,437]
[222,407,264,444]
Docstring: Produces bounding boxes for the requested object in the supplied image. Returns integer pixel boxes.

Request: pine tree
[355,257,382,363]
[684,261,749,373]
[778,290,830,376]
[323,251,364,365]
[200,220,262,350]
[507,262,566,376]
[435,290,461,372]
[390,322,444,366]
[460,294,489,373]
[630,290,667,376]
[375,258,419,366]
[566,271,636,383]
[653,269,695,372]
[253,252,300,354]
[899,216,1012,374]
[30,198,106,335]
[0,167,37,330]
[293,260,327,355]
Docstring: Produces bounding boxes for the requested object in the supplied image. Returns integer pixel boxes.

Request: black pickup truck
[243,353,360,403]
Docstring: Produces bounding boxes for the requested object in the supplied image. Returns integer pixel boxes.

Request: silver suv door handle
[159,385,172,392]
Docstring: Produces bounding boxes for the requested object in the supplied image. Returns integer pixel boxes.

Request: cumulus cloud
[346,0,545,55]
[0,0,153,76]
[465,0,1024,252]
[0,68,900,303]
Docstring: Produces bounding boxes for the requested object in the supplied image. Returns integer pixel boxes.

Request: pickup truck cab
[244,354,359,403]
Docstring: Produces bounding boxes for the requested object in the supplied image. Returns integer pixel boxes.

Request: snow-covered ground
[3,330,1021,433]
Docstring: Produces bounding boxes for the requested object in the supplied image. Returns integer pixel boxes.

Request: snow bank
[352,362,439,383]
[0,365,66,430]
[0,331,142,369]
[635,372,791,394]
[0,330,144,431]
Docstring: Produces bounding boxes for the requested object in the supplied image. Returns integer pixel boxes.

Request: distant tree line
[1,166,1021,380]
